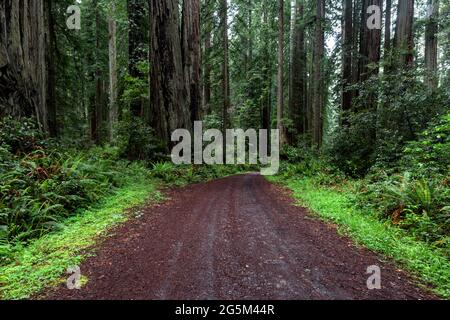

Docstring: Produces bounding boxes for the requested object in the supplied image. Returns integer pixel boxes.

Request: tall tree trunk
[383,0,393,72]
[0,0,55,135]
[46,0,57,137]
[261,1,271,131]
[202,1,212,115]
[221,0,230,135]
[247,0,254,101]
[359,0,382,83]
[182,0,201,124]
[108,2,118,142]
[128,0,147,117]
[384,0,392,54]
[307,37,314,136]
[150,0,191,146]
[289,0,307,140]
[341,0,353,114]
[277,0,286,146]
[91,0,103,144]
[394,0,415,67]
[425,0,439,90]
[312,0,325,148]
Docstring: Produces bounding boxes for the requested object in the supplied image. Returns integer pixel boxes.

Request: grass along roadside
[0,178,161,300]
[268,176,450,299]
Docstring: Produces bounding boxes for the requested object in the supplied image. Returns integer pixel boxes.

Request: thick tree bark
[182,0,201,124]
[0,0,55,135]
[394,0,415,67]
[289,0,307,139]
[358,0,382,83]
[277,0,286,146]
[150,0,191,145]
[312,0,325,148]
[425,0,439,90]
[341,0,353,113]
[108,2,118,142]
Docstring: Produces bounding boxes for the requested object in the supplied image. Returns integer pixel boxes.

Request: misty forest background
[0,0,449,289]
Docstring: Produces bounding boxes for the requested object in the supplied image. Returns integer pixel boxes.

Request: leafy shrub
[401,113,450,177]
[117,113,166,162]
[121,61,149,108]
[327,69,448,176]
[357,172,449,249]
[325,111,377,177]
[0,118,153,254]
[279,144,345,186]
[0,117,45,155]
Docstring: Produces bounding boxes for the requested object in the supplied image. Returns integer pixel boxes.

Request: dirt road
[47,174,434,300]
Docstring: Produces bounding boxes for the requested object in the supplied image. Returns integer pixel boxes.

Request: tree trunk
[91,0,103,144]
[261,1,271,131]
[221,0,230,135]
[425,0,439,90]
[247,0,254,101]
[394,0,415,67]
[307,37,314,136]
[312,0,325,148]
[150,0,191,146]
[384,0,392,54]
[0,0,55,135]
[203,1,212,115]
[277,0,286,146]
[289,0,307,140]
[108,2,118,143]
[383,0,393,72]
[182,0,201,124]
[341,0,353,113]
[46,0,57,137]
[358,0,382,83]
[351,0,361,87]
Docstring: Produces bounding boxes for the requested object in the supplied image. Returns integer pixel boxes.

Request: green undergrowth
[0,176,159,300]
[269,175,450,299]
[0,159,252,300]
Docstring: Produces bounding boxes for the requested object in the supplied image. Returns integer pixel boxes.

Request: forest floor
[43,174,436,300]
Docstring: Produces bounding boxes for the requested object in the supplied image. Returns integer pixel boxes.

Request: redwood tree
[182,0,201,124]
[289,0,307,138]
[149,0,191,145]
[0,0,56,136]
[312,0,325,147]
[341,0,353,113]
[425,0,439,90]
[358,0,382,83]
[394,0,415,67]
[277,0,286,146]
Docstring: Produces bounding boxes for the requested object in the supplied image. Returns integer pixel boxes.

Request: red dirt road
[46,174,435,300]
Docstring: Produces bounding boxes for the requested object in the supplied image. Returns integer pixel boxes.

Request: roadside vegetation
[271,113,450,298]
